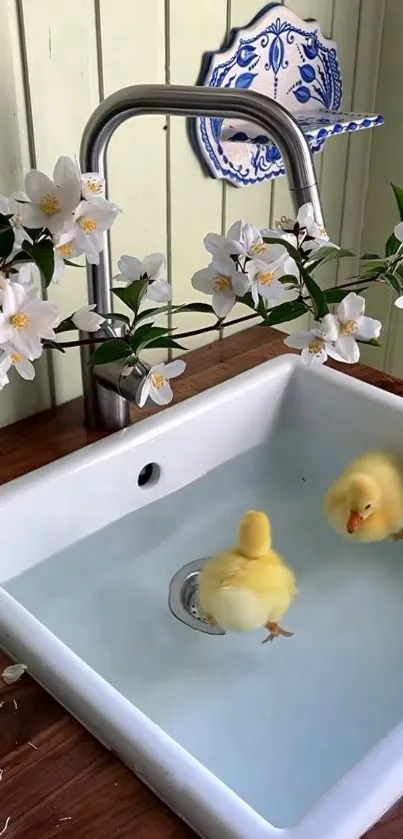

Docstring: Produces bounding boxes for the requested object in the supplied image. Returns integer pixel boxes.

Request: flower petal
[330,335,360,364]
[15,356,35,380]
[259,278,285,302]
[297,203,315,230]
[117,255,142,281]
[163,359,186,379]
[320,313,340,342]
[142,253,166,281]
[191,266,215,294]
[0,315,12,344]
[212,288,235,318]
[146,278,172,302]
[231,271,250,297]
[24,170,54,204]
[2,281,27,317]
[394,222,403,243]
[356,315,381,341]
[337,292,365,324]
[53,155,80,187]
[81,173,106,200]
[136,376,151,408]
[395,295,403,309]
[150,379,173,405]
[284,331,314,350]
[10,329,42,360]
[0,351,12,376]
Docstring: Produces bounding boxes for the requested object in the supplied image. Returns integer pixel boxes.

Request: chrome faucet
[79,84,324,432]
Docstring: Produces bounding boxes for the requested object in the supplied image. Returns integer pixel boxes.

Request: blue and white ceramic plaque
[191,3,384,187]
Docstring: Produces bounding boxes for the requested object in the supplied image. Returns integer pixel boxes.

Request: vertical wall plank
[0,0,52,427]
[21,0,99,405]
[336,0,386,371]
[98,0,167,365]
[169,0,227,351]
[362,0,403,376]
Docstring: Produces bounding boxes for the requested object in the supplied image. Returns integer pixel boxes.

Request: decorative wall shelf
[190,2,384,188]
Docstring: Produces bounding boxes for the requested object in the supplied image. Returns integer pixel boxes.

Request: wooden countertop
[0,325,402,839]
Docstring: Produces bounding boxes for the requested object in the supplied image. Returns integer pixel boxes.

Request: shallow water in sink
[5,429,403,827]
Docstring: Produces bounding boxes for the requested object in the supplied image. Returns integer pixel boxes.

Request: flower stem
[47,312,261,349]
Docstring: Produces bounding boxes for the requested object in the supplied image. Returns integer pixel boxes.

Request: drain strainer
[168,557,225,636]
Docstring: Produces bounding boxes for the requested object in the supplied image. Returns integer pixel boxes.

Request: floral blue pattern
[191,3,383,188]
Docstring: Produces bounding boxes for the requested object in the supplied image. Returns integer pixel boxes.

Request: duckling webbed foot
[262,622,294,644]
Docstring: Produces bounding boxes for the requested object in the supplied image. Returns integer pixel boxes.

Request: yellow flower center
[58,242,72,258]
[318,225,327,237]
[213,275,231,292]
[151,373,166,390]
[250,240,267,256]
[11,352,23,363]
[85,178,103,195]
[308,339,324,355]
[78,217,97,234]
[340,319,357,336]
[10,312,29,330]
[39,192,61,216]
[257,270,274,286]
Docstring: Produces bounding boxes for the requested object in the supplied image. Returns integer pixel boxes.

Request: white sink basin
[1,354,403,839]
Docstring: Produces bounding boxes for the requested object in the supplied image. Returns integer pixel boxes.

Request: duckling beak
[347,511,363,534]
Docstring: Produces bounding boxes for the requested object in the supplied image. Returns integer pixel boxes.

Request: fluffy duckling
[324,451,403,542]
[197,510,297,643]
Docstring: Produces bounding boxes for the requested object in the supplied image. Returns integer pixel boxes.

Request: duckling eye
[365,503,371,510]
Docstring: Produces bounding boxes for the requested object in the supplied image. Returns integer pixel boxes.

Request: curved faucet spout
[79,84,324,431]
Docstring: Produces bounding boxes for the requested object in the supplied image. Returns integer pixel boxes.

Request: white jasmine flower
[51,235,83,283]
[1,663,27,684]
[276,203,338,255]
[191,256,249,317]
[17,158,81,235]
[72,305,105,332]
[0,281,59,359]
[0,343,35,384]
[247,244,299,306]
[115,253,171,302]
[67,198,120,264]
[394,222,403,243]
[53,155,106,202]
[394,295,403,309]
[320,292,381,364]
[205,219,277,263]
[136,359,186,408]
[284,329,334,366]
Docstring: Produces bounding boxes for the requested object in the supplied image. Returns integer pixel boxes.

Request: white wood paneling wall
[0,0,388,426]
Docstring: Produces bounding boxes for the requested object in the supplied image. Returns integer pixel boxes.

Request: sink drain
[168,558,225,636]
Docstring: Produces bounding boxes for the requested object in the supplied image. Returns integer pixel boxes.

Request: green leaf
[101,312,131,327]
[22,238,55,287]
[88,339,133,366]
[308,246,354,267]
[261,236,301,264]
[265,299,308,326]
[176,302,214,314]
[146,336,186,351]
[0,213,15,259]
[112,279,148,313]
[63,259,83,268]
[300,266,328,319]
[131,324,172,354]
[239,290,267,319]
[382,271,402,295]
[55,317,76,334]
[391,183,403,221]
[323,287,367,304]
[357,338,381,347]
[278,273,300,286]
[385,233,401,257]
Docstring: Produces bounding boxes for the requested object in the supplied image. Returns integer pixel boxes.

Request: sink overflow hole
[137,462,161,488]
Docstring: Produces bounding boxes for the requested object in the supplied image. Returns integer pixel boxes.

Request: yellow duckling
[324,451,403,542]
[197,510,297,643]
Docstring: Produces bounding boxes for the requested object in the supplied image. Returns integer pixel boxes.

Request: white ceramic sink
[1,354,403,839]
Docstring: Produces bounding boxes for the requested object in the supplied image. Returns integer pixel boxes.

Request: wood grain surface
[0,324,402,838]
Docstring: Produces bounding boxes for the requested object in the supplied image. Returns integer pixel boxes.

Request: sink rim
[1,354,403,839]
